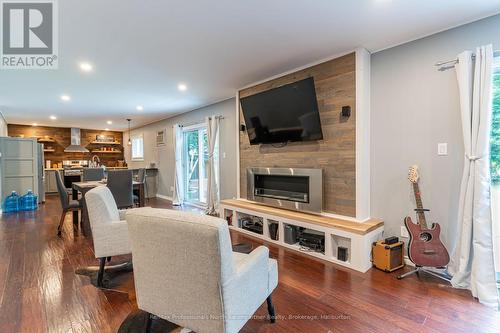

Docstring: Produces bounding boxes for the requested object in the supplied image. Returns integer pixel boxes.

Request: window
[182,123,218,205]
[131,134,144,161]
[183,124,207,205]
[491,59,500,184]
[490,55,500,282]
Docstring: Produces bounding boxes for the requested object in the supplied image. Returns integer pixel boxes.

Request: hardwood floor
[0,195,499,333]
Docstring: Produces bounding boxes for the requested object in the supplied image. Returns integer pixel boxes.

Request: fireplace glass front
[247,167,322,213]
[253,174,309,203]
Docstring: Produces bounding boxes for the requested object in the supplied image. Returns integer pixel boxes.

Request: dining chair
[85,186,131,288]
[133,168,147,205]
[107,170,134,209]
[83,167,105,181]
[56,171,82,235]
[126,207,278,333]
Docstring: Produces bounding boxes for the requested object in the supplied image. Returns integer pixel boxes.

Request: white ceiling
[2,0,500,131]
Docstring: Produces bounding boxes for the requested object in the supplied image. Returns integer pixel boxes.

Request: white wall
[371,14,500,249]
[122,13,500,250]
[0,112,7,137]
[124,98,237,200]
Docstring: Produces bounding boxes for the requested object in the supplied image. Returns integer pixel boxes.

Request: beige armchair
[85,186,131,287]
[126,208,278,333]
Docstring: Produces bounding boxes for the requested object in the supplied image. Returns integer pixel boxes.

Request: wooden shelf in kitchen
[90,141,121,145]
[38,138,55,143]
[90,150,122,154]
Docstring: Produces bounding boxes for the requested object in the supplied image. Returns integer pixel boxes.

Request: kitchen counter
[106,167,158,171]
[44,167,158,171]
[44,167,158,197]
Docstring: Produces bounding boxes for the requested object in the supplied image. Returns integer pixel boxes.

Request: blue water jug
[21,190,38,211]
[3,191,20,213]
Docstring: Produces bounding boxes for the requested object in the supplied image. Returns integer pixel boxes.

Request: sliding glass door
[183,125,208,205]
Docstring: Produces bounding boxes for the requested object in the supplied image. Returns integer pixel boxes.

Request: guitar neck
[412,182,428,229]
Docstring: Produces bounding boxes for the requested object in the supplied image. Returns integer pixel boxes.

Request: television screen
[240,77,323,145]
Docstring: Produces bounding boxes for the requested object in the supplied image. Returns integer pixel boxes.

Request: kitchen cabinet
[44,170,60,193]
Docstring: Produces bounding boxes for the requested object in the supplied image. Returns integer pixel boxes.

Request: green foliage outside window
[491,72,500,185]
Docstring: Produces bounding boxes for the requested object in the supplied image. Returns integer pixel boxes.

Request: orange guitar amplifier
[372,240,405,272]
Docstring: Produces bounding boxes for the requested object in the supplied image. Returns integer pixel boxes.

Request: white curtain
[205,116,220,215]
[448,44,499,307]
[172,124,184,206]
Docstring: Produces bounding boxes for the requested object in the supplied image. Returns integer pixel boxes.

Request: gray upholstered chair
[126,208,278,333]
[56,171,82,235]
[83,167,105,181]
[85,186,131,287]
[107,170,134,209]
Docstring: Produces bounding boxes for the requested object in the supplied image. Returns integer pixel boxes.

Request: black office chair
[83,168,105,181]
[107,170,134,209]
[55,171,82,235]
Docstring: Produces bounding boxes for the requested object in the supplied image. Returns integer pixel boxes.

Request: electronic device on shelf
[240,216,264,235]
[337,247,348,262]
[268,222,279,240]
[298,231,325,253]
[284,225,299,244]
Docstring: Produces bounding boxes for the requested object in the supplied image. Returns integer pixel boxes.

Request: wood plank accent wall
[239,53,356,217]
[7,124,124,167]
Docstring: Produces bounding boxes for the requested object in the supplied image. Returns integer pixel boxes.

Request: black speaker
[269,222,279,241]
[341,106,351,118]
[338,246,348,262]
[284,225,298,244]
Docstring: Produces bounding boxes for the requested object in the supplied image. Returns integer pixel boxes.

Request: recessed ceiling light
[60,95,71,101]
[79,62,93,72]
[178,83,187,91]
[50,115,57,120]
[107,120,112,125]
[136,105,144,111]
[32,123,38,126]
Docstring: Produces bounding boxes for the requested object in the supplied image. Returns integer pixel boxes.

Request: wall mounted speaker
[342,105,351,118]
[341,106,351,118]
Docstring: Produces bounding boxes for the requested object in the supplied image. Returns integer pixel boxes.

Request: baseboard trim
[404,256,415,267]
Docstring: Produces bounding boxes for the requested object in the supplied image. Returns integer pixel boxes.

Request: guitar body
[404,216,450,267]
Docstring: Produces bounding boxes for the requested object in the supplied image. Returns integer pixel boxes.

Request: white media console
[221,199,384,273]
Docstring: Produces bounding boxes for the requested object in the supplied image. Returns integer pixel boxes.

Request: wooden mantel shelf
[220,199,383,235]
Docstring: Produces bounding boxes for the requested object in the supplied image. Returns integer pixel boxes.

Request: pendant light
[127,119,132,145]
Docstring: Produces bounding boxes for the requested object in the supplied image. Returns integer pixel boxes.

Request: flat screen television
[240,77,323,145]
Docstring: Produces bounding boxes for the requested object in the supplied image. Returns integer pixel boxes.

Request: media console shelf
[220,199,384,273]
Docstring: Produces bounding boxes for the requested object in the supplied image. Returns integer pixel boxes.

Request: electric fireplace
[247,167,322,213]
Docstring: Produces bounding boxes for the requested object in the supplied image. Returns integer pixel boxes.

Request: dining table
[72,180,145,237]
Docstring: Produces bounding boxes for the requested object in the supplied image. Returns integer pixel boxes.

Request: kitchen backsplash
[7,124,125,168]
